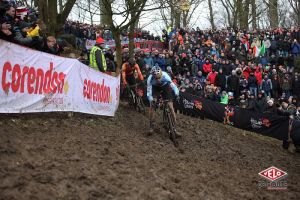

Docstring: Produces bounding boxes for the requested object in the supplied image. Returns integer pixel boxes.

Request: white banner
[0,40,120,116]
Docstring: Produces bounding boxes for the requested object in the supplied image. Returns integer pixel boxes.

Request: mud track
[0,103,299,199]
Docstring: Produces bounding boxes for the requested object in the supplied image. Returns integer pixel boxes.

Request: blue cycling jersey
[147,71,179,102]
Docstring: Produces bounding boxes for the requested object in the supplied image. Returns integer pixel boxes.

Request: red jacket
[243,67,251,80]
[207,72,218,85]
[203,63,212,74]
[254,71,262,86]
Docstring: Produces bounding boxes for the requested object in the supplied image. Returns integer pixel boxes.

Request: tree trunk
[182,11,188,28]
[100,0,110,27]
[129,20,135,59]
[237,0,243,29]
[269,0,279,28]
[38,0,47,24]
[59,0,63,13]
[33,0,38,7]
[240,0,250,30]
[208,0,216,29]
[174,9,181,28]
[297,3,300,26]
[251,0,257,30]
[48,0,58,35]
[114,31,122,74]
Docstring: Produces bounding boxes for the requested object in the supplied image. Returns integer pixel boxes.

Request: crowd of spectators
[1,0,300,120]
[131,27,300,120]
[63,20,160,50]
[0,0,68,55]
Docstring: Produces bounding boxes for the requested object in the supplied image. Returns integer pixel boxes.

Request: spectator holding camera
[291,39,300,57]
[0,5,15,41]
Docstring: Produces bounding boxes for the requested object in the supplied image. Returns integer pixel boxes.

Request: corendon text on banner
[0,39,120,116]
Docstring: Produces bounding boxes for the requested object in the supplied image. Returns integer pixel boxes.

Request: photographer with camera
[0,3,15,41]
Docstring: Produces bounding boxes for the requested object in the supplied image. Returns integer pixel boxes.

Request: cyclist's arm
[121,63,127,85]
[147,75,154,102]
[135,64,144,81]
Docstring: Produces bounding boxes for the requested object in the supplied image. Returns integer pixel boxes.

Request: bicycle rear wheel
[136,96,146,114]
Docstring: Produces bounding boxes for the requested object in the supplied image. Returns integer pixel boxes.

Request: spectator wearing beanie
[215,68,227,91]
[265,99,277,114]
[254,91,267,113]
[248,72,258,97]
[227,70,240,99]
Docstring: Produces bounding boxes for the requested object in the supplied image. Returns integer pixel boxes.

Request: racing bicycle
[152,98,178,147]
[126,83,146,114]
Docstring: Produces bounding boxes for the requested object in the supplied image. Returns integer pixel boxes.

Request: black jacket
[215,73,226,89]
[254,98,267,113]
[227,75,239,91]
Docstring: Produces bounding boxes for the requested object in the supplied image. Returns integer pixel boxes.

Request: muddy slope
[0,103,299,200]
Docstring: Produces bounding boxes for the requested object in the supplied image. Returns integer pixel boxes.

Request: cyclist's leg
[161,84,177,127]
[126,75,136,103]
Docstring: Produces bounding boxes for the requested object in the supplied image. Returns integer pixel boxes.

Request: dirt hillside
[0,103,299,200]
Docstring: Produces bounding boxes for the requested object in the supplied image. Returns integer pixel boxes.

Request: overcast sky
[68,1,214,36]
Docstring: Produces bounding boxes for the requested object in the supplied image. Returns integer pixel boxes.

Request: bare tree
[251,0,257,29]
[208,0,216,29]
[157,0,204,29]
[100,0,149,72]
[37,0,77,35]
[288,0,300,26]
[264,0,279,28]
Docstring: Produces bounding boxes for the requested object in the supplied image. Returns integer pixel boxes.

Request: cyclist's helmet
[151,66,162,79]
[128,58,136,67]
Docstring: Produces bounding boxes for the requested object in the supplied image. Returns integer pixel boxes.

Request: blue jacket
[144,57,154,68]
[291,43,300,54]
[147,72,179,101]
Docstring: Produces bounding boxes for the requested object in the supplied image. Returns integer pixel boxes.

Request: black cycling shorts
[126,74,136,86]
[152,84,173,101]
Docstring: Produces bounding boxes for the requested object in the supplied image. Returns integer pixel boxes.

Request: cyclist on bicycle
[122,58,144,87]
[147,66,180,136]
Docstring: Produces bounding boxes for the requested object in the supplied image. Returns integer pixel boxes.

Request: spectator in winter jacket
[281,73,292,98]
[220,91,229,105]
[239,75,248,92]
[271,74,280,99]
[254,91,267,113]
[265,99,277,114]
[215,68,227,91]
[202,59,212,76]
[261,75,273,97]
[292,72,300,98]
[254,67,263,87]
[291,39,300,56]
[248,72,258,97]
[143,53,154,69]
[207,68,218,86]
[196,71,206,88]
[227,70,240,99]
[0,5,15,41]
